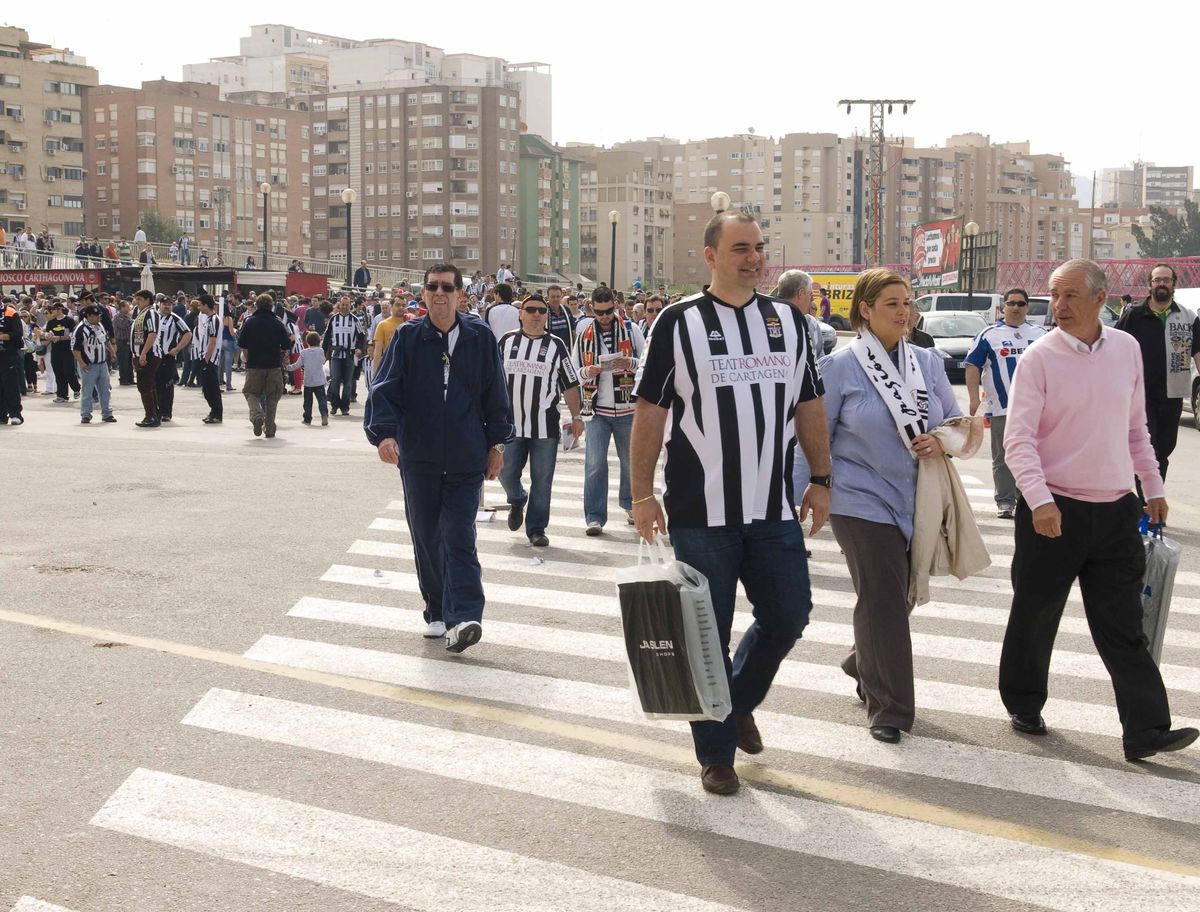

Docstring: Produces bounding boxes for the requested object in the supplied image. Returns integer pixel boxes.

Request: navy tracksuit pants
[399,467,485,627]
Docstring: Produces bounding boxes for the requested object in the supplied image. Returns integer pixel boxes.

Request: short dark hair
[493,282,514,303]
[703,210,758,249]
[591,286,614,304]
[423,263,463,288]
[133,289,153,303]
[1003,288,1029,303]
[255,293,275,310]
[1150,263,1178,284]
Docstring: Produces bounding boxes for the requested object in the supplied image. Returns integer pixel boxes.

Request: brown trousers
[243,367,285,434]
[831,513,915,731]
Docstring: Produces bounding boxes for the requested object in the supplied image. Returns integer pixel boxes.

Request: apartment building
[517,134,581,280]
[303,83,521,274]
[83,81,310,259]
[1099,161,1194,212]
[0,26,97,240]
[573,144,673,289]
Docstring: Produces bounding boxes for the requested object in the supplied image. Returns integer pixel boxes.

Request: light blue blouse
[819,344,962,542]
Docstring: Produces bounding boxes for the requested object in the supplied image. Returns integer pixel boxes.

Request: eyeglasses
[1005,301,1029,307]
[646,307,662,314]
[523,306,548,315]
[593,307,615,316]
[425,281,457,293]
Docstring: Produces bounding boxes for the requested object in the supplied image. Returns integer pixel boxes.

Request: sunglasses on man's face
[646,307,662,314]
[425,282,457,293]
[593,307,615,316]
[523,306,548,315]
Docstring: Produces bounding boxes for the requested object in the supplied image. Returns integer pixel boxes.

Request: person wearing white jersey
[964,288,1046,519]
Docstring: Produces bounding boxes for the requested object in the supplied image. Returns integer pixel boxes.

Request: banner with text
[911,218,962,290]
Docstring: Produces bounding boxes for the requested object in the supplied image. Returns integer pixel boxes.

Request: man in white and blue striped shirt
[964,288,1046,518]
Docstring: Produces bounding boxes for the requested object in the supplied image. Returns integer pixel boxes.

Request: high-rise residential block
[517,134,581,281]
[0,26,97,241]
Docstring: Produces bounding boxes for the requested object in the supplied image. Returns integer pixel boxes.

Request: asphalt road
[3,374,1200,912]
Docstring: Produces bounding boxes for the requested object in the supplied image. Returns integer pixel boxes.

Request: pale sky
[12,0,1198,188]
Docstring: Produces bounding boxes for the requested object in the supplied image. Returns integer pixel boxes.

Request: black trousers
[179,355,197,386]
[0,352,22,419]
[116,341,134,384]
[156,355,178,418]
[50,344,79,398]
[1146,397,1183,481]
[198,361,222,419]
[999,493,1171,748]
[136,353,160,421]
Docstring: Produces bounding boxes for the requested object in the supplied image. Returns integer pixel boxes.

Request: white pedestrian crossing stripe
[181,688,1200,912]
[91,768,745,912]
[8,900,78,912]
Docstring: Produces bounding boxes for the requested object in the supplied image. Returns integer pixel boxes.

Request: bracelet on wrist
[631,494,655,505]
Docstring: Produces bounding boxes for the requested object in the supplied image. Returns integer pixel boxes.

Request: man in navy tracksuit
[365,262,513,654]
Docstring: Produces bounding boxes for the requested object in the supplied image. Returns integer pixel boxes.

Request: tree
[136,209,183,244]
[1132,200,1200,258]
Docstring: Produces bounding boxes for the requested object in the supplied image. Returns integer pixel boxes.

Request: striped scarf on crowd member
[577,315,636,406]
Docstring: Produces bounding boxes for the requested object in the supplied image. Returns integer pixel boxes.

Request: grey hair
[1053,258,1108,296]
[776,269,813,300]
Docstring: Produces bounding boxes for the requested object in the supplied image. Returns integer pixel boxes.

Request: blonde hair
[849,268,910,333]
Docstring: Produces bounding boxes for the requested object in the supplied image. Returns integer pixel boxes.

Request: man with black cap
[44,301,80,403]
[0,294,24,424]
[73,304,116,424]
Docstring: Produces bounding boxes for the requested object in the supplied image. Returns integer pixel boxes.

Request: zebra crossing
[54,449,1200,911]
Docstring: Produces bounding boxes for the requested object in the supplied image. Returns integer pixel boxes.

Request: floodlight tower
[838,99,915,266]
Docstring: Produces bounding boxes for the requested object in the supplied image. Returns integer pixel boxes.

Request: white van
[915,293,1002,319]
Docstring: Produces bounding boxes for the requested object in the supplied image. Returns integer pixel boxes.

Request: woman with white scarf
[819,269,962,744]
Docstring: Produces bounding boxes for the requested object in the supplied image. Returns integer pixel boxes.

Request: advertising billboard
[911,217,963,290]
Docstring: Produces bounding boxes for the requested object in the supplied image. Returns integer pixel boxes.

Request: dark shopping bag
[615,537,732,722]
[1139,516,1181,664]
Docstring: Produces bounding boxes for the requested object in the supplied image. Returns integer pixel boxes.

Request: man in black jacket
[237,293,292,438]
[1114,264,1200,484]
[0,298,23,424]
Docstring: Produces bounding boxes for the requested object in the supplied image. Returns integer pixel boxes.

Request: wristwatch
[808,474,833,488]
[491,444,506,454]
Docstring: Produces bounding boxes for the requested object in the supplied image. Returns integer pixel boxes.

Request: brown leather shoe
[735,713,763,754]
[700,764,740,795]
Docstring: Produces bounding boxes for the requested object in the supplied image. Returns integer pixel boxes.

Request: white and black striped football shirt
[499,330,580,439]
[153,312,190,357]
[192,313,221,363]
[324,312,364,357]
[72,321,109,365]
[634,290,823,528]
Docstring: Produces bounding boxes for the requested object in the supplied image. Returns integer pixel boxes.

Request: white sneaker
[625,509,636,525]
[445,621,482,654]
[586,522,603,536]
[423,620,447,638]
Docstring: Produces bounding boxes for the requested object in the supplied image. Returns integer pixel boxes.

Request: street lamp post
[608,210,620,289]
[259,182,271,270]
[341,187,357,289]
[709,191,730,215]
[964,220,980,310]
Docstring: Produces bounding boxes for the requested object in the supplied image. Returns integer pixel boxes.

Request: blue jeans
[498,436,560,537]
[303,385,329,422]
[220,339,237,389]
[400,467,486,627]
[327,356,354,412]
[79,362,111,419]
[583,411,632,525]
[669,519,812,766]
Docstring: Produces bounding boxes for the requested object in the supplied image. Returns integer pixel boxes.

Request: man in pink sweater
[1000,258,1197,762]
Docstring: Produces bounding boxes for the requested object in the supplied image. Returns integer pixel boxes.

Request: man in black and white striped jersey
[130,289,161,428]
[631,211,832,797]
[153,295,192,423]
[497,293,586,547]
[72,304,116,424]
[194,295,224,424]
[322,295,365,416]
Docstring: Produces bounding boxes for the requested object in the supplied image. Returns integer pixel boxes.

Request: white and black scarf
[578,317,636,404]
[851,329,929,456]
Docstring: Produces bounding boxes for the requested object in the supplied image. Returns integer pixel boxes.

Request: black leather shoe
[870,725,901,744]
[700,764,740,795]
[1010,713,1047,736]
[253,416,264,437]
[1125,727,1199,762]
[135,419,160,428]
[202,416,222,424]
[734,713,763,754]
[528,533,549,547]
[508,502,524,531]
